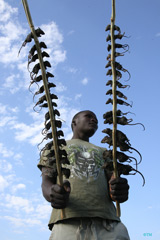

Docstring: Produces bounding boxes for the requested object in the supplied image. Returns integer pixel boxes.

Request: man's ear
[71,120,76,130]
[72,120,76,127]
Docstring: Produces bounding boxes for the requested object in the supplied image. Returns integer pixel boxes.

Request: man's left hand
[109,175,129,203]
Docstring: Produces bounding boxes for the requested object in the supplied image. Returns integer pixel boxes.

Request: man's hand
[50,180,71,209]
[109,175,129,203]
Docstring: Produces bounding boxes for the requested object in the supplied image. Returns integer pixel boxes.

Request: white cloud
[0,103,44,145]
[0,175,9,191]
[5,194,34,213]
[56,102,80,140]
[1,197,51,229]
[13,153,22,160]
[67,67,77,74]
[8,96,80,145]
[25,218,42,226]
[155,33,160,37]
[0,21,24,41]
[12,184,26,193]
[65,131,73,140]
[3,216,42,228]
[67,30,75,36]
[0,116,17,128]
[0,0,18,23]
[3,74,15,88]
[55,82,67,92]
[68,67,78,73]
[57,97,79,123]
[30,131,44,146]
[11,121,44,145]
[3,216,25,228]
[0,104,7,114]
[40,21,63,48]
[63,66,78,74]
[0,143,14,158]
[40,21,67,67]
[0,10,27,64]
[0,9,67,95]
[2,74,23,94]
[34,203,51,220]
[0,103,19,115]
[0,159,12,173]
[0,98,77,147]
[13,153,23,166]
[16,61,31,91]
[81,77,89,85]
[52,49,66,66]
[10,106,19,113]
[25,104,46,121]
[75,94,82,100]
[0,103,19,129]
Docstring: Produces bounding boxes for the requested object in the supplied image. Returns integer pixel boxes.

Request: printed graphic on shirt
[66,144,104,181]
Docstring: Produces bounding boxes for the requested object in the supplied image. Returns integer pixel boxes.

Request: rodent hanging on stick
[20,0,70,219]
[102,0,145,217]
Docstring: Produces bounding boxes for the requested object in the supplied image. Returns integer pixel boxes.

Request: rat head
[71,110,98,141]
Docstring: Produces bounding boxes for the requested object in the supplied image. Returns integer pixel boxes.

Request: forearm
[41,180,53,202]
[41,167,56,202]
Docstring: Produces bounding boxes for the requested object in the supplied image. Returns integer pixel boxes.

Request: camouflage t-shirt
[38,139,120,229]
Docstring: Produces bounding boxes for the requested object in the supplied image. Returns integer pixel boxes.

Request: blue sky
[0,0,160,239]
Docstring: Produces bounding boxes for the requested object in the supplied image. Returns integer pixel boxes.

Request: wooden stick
[21,0,65,219]
[110,0,121,217]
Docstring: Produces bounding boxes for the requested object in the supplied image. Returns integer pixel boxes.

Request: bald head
[71,110,97,129]
[71,110,98,141]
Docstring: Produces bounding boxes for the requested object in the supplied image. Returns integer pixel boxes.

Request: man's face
[74,111,98,137]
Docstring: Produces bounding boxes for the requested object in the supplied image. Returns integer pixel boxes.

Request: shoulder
[37,146,56,171]
[89,142,106,152]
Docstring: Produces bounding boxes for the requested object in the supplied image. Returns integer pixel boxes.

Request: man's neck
[71,133,89,142]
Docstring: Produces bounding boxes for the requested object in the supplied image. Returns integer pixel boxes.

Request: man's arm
[41,167,71,208]
[41,171,56,202]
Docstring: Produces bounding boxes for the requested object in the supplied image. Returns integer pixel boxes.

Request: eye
[84,114,91,118]
[84,113,98,124]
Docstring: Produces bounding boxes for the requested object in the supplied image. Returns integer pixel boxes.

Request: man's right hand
[50,180,71,209]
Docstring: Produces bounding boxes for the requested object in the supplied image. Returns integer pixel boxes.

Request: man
[38,110,130,240]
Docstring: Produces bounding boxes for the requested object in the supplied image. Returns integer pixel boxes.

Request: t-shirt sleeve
[37,149,56,171]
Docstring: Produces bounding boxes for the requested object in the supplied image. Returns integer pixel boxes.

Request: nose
[91,117,97,124]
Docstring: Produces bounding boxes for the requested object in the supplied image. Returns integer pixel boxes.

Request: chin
[87,129,97,137]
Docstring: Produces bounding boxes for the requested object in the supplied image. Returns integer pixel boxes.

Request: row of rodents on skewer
[101,24,145,185]
[19,28,70,180]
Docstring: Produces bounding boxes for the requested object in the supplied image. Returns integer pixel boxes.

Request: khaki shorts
[49,218,130,240]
